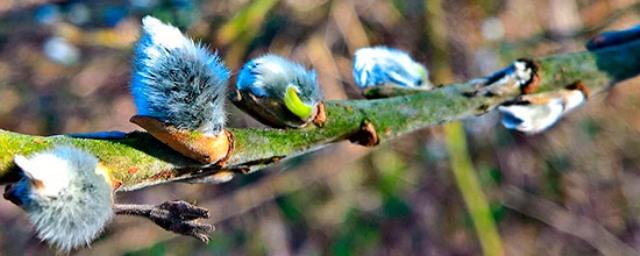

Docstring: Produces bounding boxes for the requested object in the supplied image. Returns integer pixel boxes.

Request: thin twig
[114,200,214,242]
[502,186,639,256]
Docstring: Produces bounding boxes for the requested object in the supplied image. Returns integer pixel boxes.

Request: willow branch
[1,40,639,191]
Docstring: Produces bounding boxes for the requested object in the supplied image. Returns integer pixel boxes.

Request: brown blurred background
[1,0,640,255]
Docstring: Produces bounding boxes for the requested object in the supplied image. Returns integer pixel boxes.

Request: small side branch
[114,200,214,242]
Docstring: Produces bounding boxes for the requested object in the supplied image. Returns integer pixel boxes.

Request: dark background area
[1,0,640,255]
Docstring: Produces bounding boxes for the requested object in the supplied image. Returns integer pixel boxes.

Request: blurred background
[1,0,640,255]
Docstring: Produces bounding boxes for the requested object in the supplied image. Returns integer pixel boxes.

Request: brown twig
[114,200,214,243]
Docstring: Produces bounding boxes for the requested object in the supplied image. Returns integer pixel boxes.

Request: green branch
[1,40,640,191]
[445,122,504,256]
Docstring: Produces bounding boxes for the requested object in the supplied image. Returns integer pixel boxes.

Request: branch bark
[1,40,640,192]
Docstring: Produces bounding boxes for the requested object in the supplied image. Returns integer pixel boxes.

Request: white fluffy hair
[236,54,322,106]
[352,46,432,89]
[499,90,585,134]
[10,146,113,252]
[131,16,230,135]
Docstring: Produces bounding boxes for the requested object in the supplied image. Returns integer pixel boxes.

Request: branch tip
[114,200,214,243]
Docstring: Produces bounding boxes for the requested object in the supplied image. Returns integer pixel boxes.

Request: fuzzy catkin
[131,16,230,135]
[498,90,585,134]
[237,54,322,107]
[11,146,113,252]
[353,46,431,89]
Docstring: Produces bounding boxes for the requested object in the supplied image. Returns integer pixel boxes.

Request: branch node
[348,120,379,147]
[516,58,541,94]
[313,102,327,127]
[566,81,591,98]
[129,115,233,165]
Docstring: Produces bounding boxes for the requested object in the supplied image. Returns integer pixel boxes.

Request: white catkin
[499,90,586,134]
[352,46,432,89]
[237,54,322,107]
[11,146,113,252]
